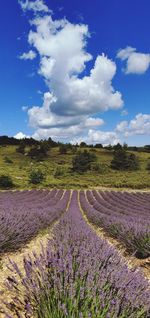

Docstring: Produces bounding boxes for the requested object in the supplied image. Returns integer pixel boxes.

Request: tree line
[0,135,150,153]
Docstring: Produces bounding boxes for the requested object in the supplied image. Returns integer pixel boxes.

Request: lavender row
[97,190,150,213]
[81,190,150,258]
[0,190,70,254]
[2,190,150,318]
[92,190,149,220]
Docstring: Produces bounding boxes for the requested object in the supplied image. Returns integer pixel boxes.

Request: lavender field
[0,190,150,318]
[80,190,150,258]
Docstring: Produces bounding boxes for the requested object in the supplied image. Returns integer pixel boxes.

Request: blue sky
[0,0,150,145]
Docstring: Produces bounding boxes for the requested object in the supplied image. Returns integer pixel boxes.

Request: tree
[127,153,139,170]
[80,142,87,148]
[113,143,122,151]
[29,169,45,184]
[94,143,103,149]
[0,175,13,188]
[105,144,113,150]
[28,142,49,161]
[111,148,139,171]
[72,150,96,173]
[47,137,58,147]
[144,145,150,153]
[28,145,41,160]
[111,148,128,170]
[40,140,50,153]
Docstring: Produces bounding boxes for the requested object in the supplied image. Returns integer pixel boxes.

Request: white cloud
[19,0,50,13]
[22,106,28,111]
[19,50,37,60]
[30,93,105,141]
[14,132,30,139]
[19,3,123,142]
[84,117,104,127]
[117,46,150,74]
[86,129,120,145]
[116,113,150,137]
[28,92,106,130]
[71,130,120,146]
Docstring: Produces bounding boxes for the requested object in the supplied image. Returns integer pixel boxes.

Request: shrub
[94,143,103,149]
[0,175,13,188]
[4,156,13,164]
[16,143,25,154]
[146,160,150,171]
[92,163,107,173]
[72,146,77,154]
[80,141,87,148]
[29,169,45,184]
[127,153,139,170]
[28,145,48,161]
[72,150,96,173]
[54,166,65,178]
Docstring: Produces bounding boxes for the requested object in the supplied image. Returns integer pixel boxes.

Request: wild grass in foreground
[1,192,150,318]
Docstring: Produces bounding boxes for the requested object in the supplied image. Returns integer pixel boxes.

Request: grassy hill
[0,145,150,189]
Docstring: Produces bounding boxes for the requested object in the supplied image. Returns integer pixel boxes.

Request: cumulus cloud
[14,132,30,139]
[32,126,119,146]
[30,92,105,141]
[19,50,37,60]
[116,113,150,137]
[86,130,120,145]
[19,0,123,142]
[71,130,120,146]
[19,0,50,13]
[117,46,150,74]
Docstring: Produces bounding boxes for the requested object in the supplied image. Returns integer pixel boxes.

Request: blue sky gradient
[0,0,150,145]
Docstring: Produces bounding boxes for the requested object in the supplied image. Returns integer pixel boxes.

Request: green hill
[0,145,150,189]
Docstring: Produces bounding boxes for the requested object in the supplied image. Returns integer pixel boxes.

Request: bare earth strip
[78,190,150,281]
